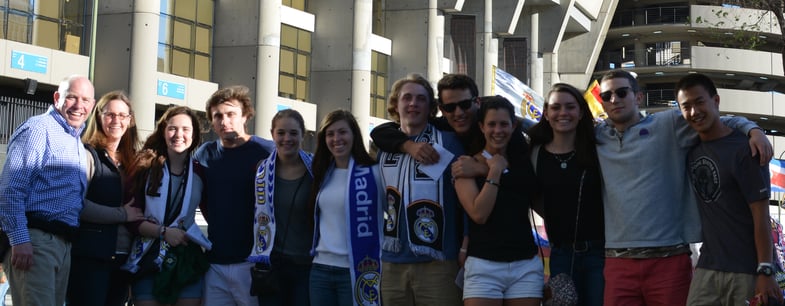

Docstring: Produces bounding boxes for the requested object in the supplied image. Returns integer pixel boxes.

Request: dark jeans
[66,254,131,306]
[257,256,312,306]
[550,243,605,306]
[309,263,352,306]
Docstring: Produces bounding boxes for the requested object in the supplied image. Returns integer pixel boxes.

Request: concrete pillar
[129,0,160,137]
[352,0,373,148]
[255,0,282,139]
[427,0,441,89]
[482,0,496,95]
[530,12,543,95]
[635,40,646,67]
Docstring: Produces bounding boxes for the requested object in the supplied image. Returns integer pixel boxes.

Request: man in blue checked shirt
[0,75,95,306]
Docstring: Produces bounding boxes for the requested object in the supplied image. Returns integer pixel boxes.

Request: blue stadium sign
[157,80,186,100]
[10,50,48,74]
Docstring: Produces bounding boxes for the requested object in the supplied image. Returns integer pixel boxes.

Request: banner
[492,66,543,122]
[771,159,785,193]
[583,80,607,120]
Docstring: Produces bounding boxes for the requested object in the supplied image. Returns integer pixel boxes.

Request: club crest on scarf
[413,203,439,244]
[354,256,381,305]
[256,213,272,253]
[384,188,401,233]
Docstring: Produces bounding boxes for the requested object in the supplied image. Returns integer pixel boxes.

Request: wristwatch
[757,263,775,276]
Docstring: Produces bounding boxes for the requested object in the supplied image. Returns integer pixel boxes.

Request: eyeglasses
[599,87,632,102]
[102,112,132,120]
[439,97,475,113]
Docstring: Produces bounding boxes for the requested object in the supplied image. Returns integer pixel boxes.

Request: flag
[583,80,607,120]
[492,66,544,121]
[771,159,785,193]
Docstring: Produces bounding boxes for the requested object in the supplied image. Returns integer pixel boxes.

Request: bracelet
[758,262,774,268]
[459,248,468,253]
[485,179,500,187]
[159,225,167,240]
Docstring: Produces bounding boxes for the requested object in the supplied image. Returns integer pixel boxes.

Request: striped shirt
[0,106,88,245]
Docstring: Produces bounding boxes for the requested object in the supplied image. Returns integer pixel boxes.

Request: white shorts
[462,256,544,300]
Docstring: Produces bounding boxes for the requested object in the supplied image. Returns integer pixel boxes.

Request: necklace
[553,151,576,169]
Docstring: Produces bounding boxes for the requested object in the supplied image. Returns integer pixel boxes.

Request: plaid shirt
[0,106,88,245]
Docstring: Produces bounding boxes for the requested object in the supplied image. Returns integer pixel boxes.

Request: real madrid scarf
[379,124,446,260]
[311,158,382,306]
[248,149,313,264]
[123,158,196,273]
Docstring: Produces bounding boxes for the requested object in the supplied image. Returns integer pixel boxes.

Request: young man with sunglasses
[371,74,535,177]
[596,70,773,306]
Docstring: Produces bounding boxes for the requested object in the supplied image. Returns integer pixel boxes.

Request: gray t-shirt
[688,130,770,274]
[273,173,314,263]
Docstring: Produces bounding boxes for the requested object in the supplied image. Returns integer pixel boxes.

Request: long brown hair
[527,83,599,169]
[307,110,375,219]
[129,106,202,197]
[82,91,140,167]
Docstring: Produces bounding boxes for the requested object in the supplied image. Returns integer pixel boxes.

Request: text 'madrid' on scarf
[123,157,210,273]
[311,157,382,306]
[379,124,446,260]
[248,149,314,264]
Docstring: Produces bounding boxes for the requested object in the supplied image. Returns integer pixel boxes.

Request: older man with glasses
[595,70,773,306]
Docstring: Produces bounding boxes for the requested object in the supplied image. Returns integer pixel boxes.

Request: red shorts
[603,253,692,306]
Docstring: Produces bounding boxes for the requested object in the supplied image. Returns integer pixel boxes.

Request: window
[372,0,384,36]
[0,0,90,55]
[158,0,213,81]
[502,38,527,83]
[370,51,389,119]
[451,15,476,76]
[282,0,306,11]
[279,24,311,101]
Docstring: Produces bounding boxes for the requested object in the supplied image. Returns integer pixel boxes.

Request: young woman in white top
[307,110,384,306]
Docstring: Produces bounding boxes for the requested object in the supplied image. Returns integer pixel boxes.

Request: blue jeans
[549,243,605,306]
[257,256,311,306]
[309,263,352,306]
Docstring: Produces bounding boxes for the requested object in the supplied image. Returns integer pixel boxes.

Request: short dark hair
[600,70,640,92]
[205,86,255,121]
[437,74,479,101]
[675,73,718,97]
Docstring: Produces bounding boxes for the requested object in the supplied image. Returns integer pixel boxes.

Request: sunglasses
[599,87,632,102]
[439,97,475,113]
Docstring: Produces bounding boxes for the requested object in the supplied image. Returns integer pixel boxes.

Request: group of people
[0,69,781,306]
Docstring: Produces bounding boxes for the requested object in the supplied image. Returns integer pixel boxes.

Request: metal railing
[0,96,49,144]
[611,6,690,28]
[596,46,691,70]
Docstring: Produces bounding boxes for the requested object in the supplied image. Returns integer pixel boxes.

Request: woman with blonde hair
[67,90,145,306]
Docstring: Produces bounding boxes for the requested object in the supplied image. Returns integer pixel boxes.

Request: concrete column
[530,11,543,95]
[482,0,496,95]
[129,0,160,137]
[352,0,373,147]
[634,40,646,67]
[427,0,441,88]
[255,0,282,139]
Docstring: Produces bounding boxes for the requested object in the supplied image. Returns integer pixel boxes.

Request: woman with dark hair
[455,96,542,306]
[527,83,604,306]
[123,106,210,306]
[250,109,314,305]
[67,91,145,306]
[308,110,384,306]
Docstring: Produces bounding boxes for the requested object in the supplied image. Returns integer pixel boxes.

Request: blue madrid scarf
[311,157,382,305]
